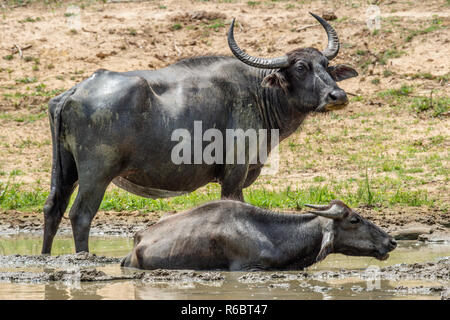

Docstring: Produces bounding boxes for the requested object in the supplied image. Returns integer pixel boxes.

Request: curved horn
[309,12,340,61]
[307,204,345,219]
[305,204,329,210]
[228,18,289,69]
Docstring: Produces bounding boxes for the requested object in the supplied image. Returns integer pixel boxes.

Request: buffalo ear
[316,221,334,262]
[328,64,358,82]
[261,72,289,92]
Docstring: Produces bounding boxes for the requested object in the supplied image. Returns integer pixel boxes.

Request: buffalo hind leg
[69,180,110,253]
[42,149,78,254]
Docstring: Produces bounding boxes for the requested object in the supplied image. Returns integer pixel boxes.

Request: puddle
[0,235,448,300]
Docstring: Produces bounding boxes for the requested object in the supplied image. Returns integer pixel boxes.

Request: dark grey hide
[42,14,358,253]
[121,200,397,271]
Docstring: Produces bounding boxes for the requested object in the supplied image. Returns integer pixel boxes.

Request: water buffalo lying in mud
[121,200,397,271]
[42,13,358,254]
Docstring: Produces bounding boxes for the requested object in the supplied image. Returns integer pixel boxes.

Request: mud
[1,254,448,284]
[0,250,448,299]
[236,257,450,299]
[441,289,450,300]
[235,257,450,283]
[0,252,121,268]
[141,269,225,287]
[0,268,143,283]
[310,257,450,281]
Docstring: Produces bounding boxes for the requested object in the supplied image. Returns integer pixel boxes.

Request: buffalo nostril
[328,90,348,105]
[389,239,397,249]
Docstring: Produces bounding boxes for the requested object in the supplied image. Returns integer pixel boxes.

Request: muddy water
[0,235,132,257]
[0,235,448,300]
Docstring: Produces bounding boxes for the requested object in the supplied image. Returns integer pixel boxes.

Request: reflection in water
[0,235,448,300]
[16,274,441,300]
[44,285,71,300]
[0,235,132,257]
[42,282,136,300]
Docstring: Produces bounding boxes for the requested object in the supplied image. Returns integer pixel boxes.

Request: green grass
[378,85,449,117]
[355,48,405,73]
[205,19,225,32]
[0,182,48,212]
[0,111,47,123]
[18,16,41,23]
[2,83,64,103]
[405,18,444,42]
[411,72,435,80]
[383,49,404,59]
[383,70,394,77]
[378,84,414,97]
[247,1,260,6]
[0,178,440,214]
[410,96,450,117]
[15,77,38,84]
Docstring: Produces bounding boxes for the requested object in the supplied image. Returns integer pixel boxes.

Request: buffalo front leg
[68,181,109,253]
[243,167,262,188]
[220,164,249,201]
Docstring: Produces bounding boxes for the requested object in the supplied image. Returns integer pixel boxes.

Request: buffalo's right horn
[228,18,289,69]
[306,204,345,219]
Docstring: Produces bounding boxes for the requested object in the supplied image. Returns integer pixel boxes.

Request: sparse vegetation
[0,0,448,224]
[405,18,444,42]
[18,16,41,23]
[0,111,47,123]
[378,85,449,117]
[410,96,450,117]
[247,1,260,6]
[15,77,38,84]
[0,180,440,213]
[205,19,225,31]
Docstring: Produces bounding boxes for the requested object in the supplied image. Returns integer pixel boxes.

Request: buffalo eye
[350,216,360,224]
[296,62,308,73]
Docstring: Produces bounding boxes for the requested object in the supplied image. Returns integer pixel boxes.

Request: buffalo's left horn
[309,12,340,61]
[306,204,345,219]
[228,18,289,69]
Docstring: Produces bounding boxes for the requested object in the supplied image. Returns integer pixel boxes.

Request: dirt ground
[0,0,449,230]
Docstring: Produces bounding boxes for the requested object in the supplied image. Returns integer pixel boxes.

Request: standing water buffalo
[42,13,358,254]
[121,200,397,270]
